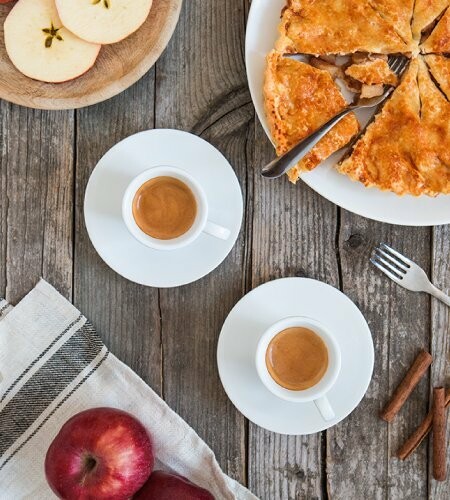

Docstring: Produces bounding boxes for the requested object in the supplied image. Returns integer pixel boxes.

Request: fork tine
[397,58,408,75]
[370,257,403,283]
[388,55,401,70]
[372,254,404,279]
[380,243,412,266]
[388,55,408,77]
[375,247,409,271]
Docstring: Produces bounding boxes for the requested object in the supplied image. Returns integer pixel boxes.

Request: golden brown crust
[338,60,426,196]
[414,58,450,194]
[412,0,448,40]
[276,1,410,55]
[424,54,450,99]
[345,58,398,86]
[369,0,415,46]
[421,6,450,53]
[264,51,359,182]
[339,57,450,195]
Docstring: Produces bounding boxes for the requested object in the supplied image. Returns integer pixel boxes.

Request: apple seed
[92,0,110,8]
[42,22,63,48]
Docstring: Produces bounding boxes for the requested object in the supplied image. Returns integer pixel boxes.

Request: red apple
[45,407,154,500]
[0,0,15,4]
[134,470,215,500]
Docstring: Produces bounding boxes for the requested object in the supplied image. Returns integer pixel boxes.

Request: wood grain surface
[0,0,449,499]
[0,0,182,109]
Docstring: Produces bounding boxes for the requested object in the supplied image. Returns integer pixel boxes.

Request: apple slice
[55,0,153,45]
[4,0,101,83]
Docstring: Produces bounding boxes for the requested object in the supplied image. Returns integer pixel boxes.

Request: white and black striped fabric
[0,280,256,500]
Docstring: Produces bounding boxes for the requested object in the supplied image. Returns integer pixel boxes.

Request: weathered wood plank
[248,121,339,500]
[0,102,73,303]
[154,0,251,484]
[429,224,449,500]
[329,217,430,499]
[0,101,9,297]
[73,71,163,394]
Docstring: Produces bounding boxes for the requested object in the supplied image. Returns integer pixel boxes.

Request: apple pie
[264,1,450,196]
[424,54,450,99]
[338,60,424,195]
[276,0,412,55]
[264,51,359,182]
[369,0,415,47]
[412,0,448,41]
[345,58,398,86]
[414,58,450,194]
[339,58,450,195]
[421,6,450,53]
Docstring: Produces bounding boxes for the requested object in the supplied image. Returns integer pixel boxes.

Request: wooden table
[0,1,448,498]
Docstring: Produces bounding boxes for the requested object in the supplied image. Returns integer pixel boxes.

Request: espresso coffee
[132,176,197,240]
[265,327,328,391]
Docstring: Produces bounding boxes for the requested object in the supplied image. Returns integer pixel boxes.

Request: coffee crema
[265,327,328,391]
[132,176,197,240]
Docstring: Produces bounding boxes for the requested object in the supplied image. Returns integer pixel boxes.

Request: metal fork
[371,243,450,307]
[261,55,409,179]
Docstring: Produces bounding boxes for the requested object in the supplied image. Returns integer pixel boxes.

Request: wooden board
[0,0,182,110]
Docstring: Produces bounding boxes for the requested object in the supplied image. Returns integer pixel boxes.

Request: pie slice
[276,1,409,55]
[421,6,450,53]
[345,58,398,86]
[414,58,450,194]
[412,0,448,41]
[264,51,360,183]
[369,0,415,47]
[338,59,426,195]
[424,54,450,99]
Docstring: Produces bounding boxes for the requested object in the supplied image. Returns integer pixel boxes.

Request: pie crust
[339,58,450,195]
[264,51,359,182]
[414,58,450,194]
[276,1,411,55]
[412,0,448,41]
[369,0,415,47]
[424,54,450,99]
[345,58,398,86]
[420,6,450,53]
[338,60,425,196]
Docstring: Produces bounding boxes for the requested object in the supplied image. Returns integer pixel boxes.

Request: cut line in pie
[264,0,450,196]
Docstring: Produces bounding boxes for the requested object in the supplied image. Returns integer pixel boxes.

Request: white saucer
[84,129,243,287]
[217,278,374,435]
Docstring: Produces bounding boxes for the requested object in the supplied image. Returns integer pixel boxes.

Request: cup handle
[314,395,335,421]
[203,221,231,240]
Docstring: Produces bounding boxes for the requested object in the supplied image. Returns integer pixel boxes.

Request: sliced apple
[55,0,153,45]
[4,0,101,83]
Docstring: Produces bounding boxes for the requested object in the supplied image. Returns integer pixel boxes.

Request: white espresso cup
[255,316,341,421]
[122,166,230,250]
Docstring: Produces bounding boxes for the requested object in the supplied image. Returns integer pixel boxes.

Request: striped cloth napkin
[0,279,256,500]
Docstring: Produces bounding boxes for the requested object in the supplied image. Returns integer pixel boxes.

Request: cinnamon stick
[397,389,450,460]
[380,350,432,422]
[433,387,447,481]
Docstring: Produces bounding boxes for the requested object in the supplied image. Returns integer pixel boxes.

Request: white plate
[246,0,450,226]
[217,278,374,435]
[84,129,243,287]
